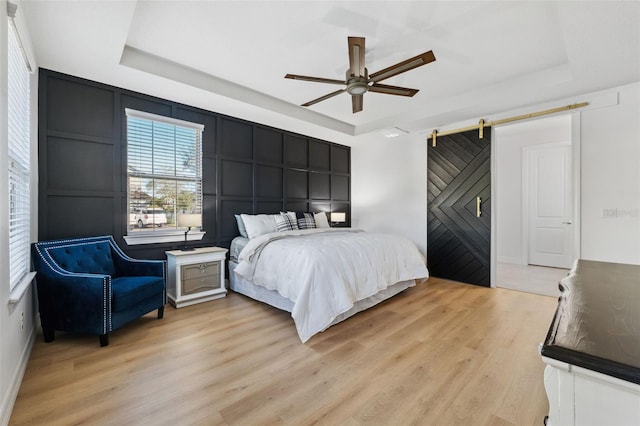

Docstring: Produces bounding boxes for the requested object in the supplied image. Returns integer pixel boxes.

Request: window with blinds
[125,109,203,235]
[8,18,31,291]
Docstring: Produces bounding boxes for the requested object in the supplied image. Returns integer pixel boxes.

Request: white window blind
[8,19,31,291]
[125,109,203,235]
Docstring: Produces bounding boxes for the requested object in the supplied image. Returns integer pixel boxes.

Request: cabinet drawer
[182,275,221,295]
[181,261,220,280]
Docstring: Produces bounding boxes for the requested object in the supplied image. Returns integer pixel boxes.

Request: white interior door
[526,143,573,268]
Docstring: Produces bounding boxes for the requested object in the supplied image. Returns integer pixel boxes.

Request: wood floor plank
[9,278,557,425]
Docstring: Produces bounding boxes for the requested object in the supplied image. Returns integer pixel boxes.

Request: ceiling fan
[285,36,436,113]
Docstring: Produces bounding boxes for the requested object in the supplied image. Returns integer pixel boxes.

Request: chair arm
[115,258,165,278]
[107,237,165,278]
[35,269,113,334]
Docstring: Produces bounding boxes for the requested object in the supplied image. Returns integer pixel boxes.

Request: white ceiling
[19,1,640,139]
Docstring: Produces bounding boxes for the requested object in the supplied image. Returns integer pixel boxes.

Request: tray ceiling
[21,1,640,137]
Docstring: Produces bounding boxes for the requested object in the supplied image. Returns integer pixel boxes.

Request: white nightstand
[165,247,228,308]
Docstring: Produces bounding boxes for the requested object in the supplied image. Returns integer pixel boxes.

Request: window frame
[123,108,205,246]
[7,12,35,301]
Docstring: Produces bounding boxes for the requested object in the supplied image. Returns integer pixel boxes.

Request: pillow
[240,214,278,239]
[314,212,330,228]
[274,213,297,232]
[297,212,316,230]
[280,211,299,230]
[234,214,248,238]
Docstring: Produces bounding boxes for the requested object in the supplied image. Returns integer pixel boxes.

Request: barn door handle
[476,197,482,217]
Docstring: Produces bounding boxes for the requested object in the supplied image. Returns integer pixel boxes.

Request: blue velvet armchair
[32,236,166,346]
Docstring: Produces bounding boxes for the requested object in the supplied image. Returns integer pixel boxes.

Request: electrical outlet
[20,311,24,331]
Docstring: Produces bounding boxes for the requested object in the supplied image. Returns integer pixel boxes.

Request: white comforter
[234,228,429,342]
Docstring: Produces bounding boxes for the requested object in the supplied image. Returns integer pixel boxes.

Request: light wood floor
[10,278,557,426]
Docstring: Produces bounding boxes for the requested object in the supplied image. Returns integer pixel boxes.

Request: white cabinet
[542,357,640,426]
[541,260,640,426]
[166,247,227,308]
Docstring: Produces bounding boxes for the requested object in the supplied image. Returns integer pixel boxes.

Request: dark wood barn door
[427,129,491,286]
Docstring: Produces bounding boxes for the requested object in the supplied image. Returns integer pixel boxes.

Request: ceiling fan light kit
[346,71,369,95]
[285,36,435,113]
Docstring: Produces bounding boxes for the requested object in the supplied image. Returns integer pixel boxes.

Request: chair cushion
[47,241,116,276]
[111,276,164,312]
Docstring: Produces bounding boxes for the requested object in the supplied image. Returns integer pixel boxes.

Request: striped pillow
[275,213,297,232]
[297,212,316,230]
[279,211,299,230]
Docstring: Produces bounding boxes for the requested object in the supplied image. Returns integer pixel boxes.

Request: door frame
[490,112,581,287]
[522,141,572,268]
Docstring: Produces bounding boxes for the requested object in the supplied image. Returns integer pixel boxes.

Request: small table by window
[166,247,228,308]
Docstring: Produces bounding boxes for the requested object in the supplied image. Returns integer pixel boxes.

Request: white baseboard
[0,324,36,426]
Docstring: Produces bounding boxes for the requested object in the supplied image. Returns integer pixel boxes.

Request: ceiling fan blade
[348,36,366,78]
[285,74,346,85]
[301,89,346,107]
[369,50,436,83]
[352,94,363,113]
[369,83,419,97]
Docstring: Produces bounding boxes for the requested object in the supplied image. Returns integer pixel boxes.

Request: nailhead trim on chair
[105,276,110,332]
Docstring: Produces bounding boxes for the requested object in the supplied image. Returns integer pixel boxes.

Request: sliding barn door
[427,129,491,287]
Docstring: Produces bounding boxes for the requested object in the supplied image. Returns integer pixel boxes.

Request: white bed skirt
[228,260,416,333]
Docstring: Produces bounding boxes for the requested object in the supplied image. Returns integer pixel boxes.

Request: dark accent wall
[38,69,351,259]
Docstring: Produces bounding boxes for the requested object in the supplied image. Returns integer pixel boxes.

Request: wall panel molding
[38,69,351,259]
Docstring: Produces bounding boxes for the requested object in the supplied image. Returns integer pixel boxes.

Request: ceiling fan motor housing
[346,68,369,95]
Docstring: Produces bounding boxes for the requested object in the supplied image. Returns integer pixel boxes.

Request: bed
[229,226,429,342]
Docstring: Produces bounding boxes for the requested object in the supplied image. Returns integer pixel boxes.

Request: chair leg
[99,334,109,347]
[157,306,164,319]
[43,327,55,343]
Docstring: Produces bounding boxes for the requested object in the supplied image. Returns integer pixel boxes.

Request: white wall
[351,133,427,256]
[0,2,38,424]
[351,82,640,267]
[580,83,640,263]
[494,115,572,264]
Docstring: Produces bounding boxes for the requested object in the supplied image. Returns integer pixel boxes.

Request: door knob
[562,220,572,224]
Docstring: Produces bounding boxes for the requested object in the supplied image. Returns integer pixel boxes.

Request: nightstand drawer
[182,274,221,295]
[181,261,220,280]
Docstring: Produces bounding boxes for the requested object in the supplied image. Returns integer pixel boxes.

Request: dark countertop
[541,259,640,384]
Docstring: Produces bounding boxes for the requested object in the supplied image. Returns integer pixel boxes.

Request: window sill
[124,231,206,246]
[8,271,36,305]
